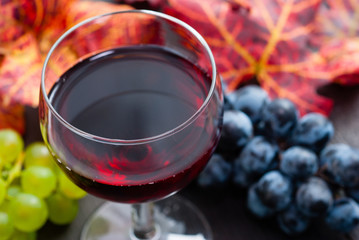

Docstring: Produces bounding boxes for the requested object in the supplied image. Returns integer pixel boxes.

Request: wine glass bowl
[40,10,223,240]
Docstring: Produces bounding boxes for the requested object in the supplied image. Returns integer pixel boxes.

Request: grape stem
[5,152,24,187]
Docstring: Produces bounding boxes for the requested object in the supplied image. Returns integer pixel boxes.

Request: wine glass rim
[41,9,218,145]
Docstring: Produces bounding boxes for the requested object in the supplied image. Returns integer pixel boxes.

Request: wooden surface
[26,83,359,240]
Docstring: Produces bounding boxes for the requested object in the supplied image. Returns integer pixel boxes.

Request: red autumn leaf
[0,33,43,107]
[0,0,154,108]
[0,0,137,133]
[63,1,159,58]
[0,0,75,34]
[38,1,137,88]
[2,0,359,135]
[0,0,73,133]
[0,2,26,48]
[163,0,335,116]
[0,98,25,134]
[65,1,133,25]
[311,0,359,85]
[0,49,24,134]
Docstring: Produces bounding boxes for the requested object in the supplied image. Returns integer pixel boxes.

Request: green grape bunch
[0,129,86,240]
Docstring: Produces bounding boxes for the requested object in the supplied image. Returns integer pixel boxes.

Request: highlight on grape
[0,129,86,239]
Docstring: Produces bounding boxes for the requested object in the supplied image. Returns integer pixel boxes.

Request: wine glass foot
[80,195,213,240]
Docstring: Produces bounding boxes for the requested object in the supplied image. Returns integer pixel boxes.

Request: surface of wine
[47,46,220,202]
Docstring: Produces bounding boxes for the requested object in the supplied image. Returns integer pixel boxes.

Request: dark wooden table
[27,84,359,240]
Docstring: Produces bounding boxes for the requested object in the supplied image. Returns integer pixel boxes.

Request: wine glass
[39,10,223,240]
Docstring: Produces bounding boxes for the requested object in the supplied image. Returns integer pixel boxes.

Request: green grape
[9,193,48,232]
[0,212,14,240]
[0,201,10,213]
[59,171,86,199]
[24,142,56,172]
[21,166,56,198]
[8,229,36,240]
[47,192,79,225]
[0,129,23,165]
[7,185,21,198]
[0,179,6,206]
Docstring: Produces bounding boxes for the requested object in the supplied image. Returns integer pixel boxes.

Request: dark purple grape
[232,162,256,188]
[277,205,311,235]
[320,144,359,187]
[320,143,350,166]
[226,85,269,124]
[296,177,333,217]
[280,146,318,180]
[247,183,275,218]
[325,198,359,232]
[255,170,292,211]
[217,110,253,154]
[223,94,234,111]
[222,81,234,111]
[291,113,334,152]
[234,136,278,177]
[197,154,232,188]
[347,187,359,202]
[257,98,299,141]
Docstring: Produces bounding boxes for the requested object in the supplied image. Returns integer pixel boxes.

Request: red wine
[46,46,222,203]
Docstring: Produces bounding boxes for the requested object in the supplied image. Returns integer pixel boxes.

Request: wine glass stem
[131,202,159,240]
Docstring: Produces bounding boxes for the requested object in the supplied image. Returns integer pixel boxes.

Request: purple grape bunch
[197,84,359,235]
